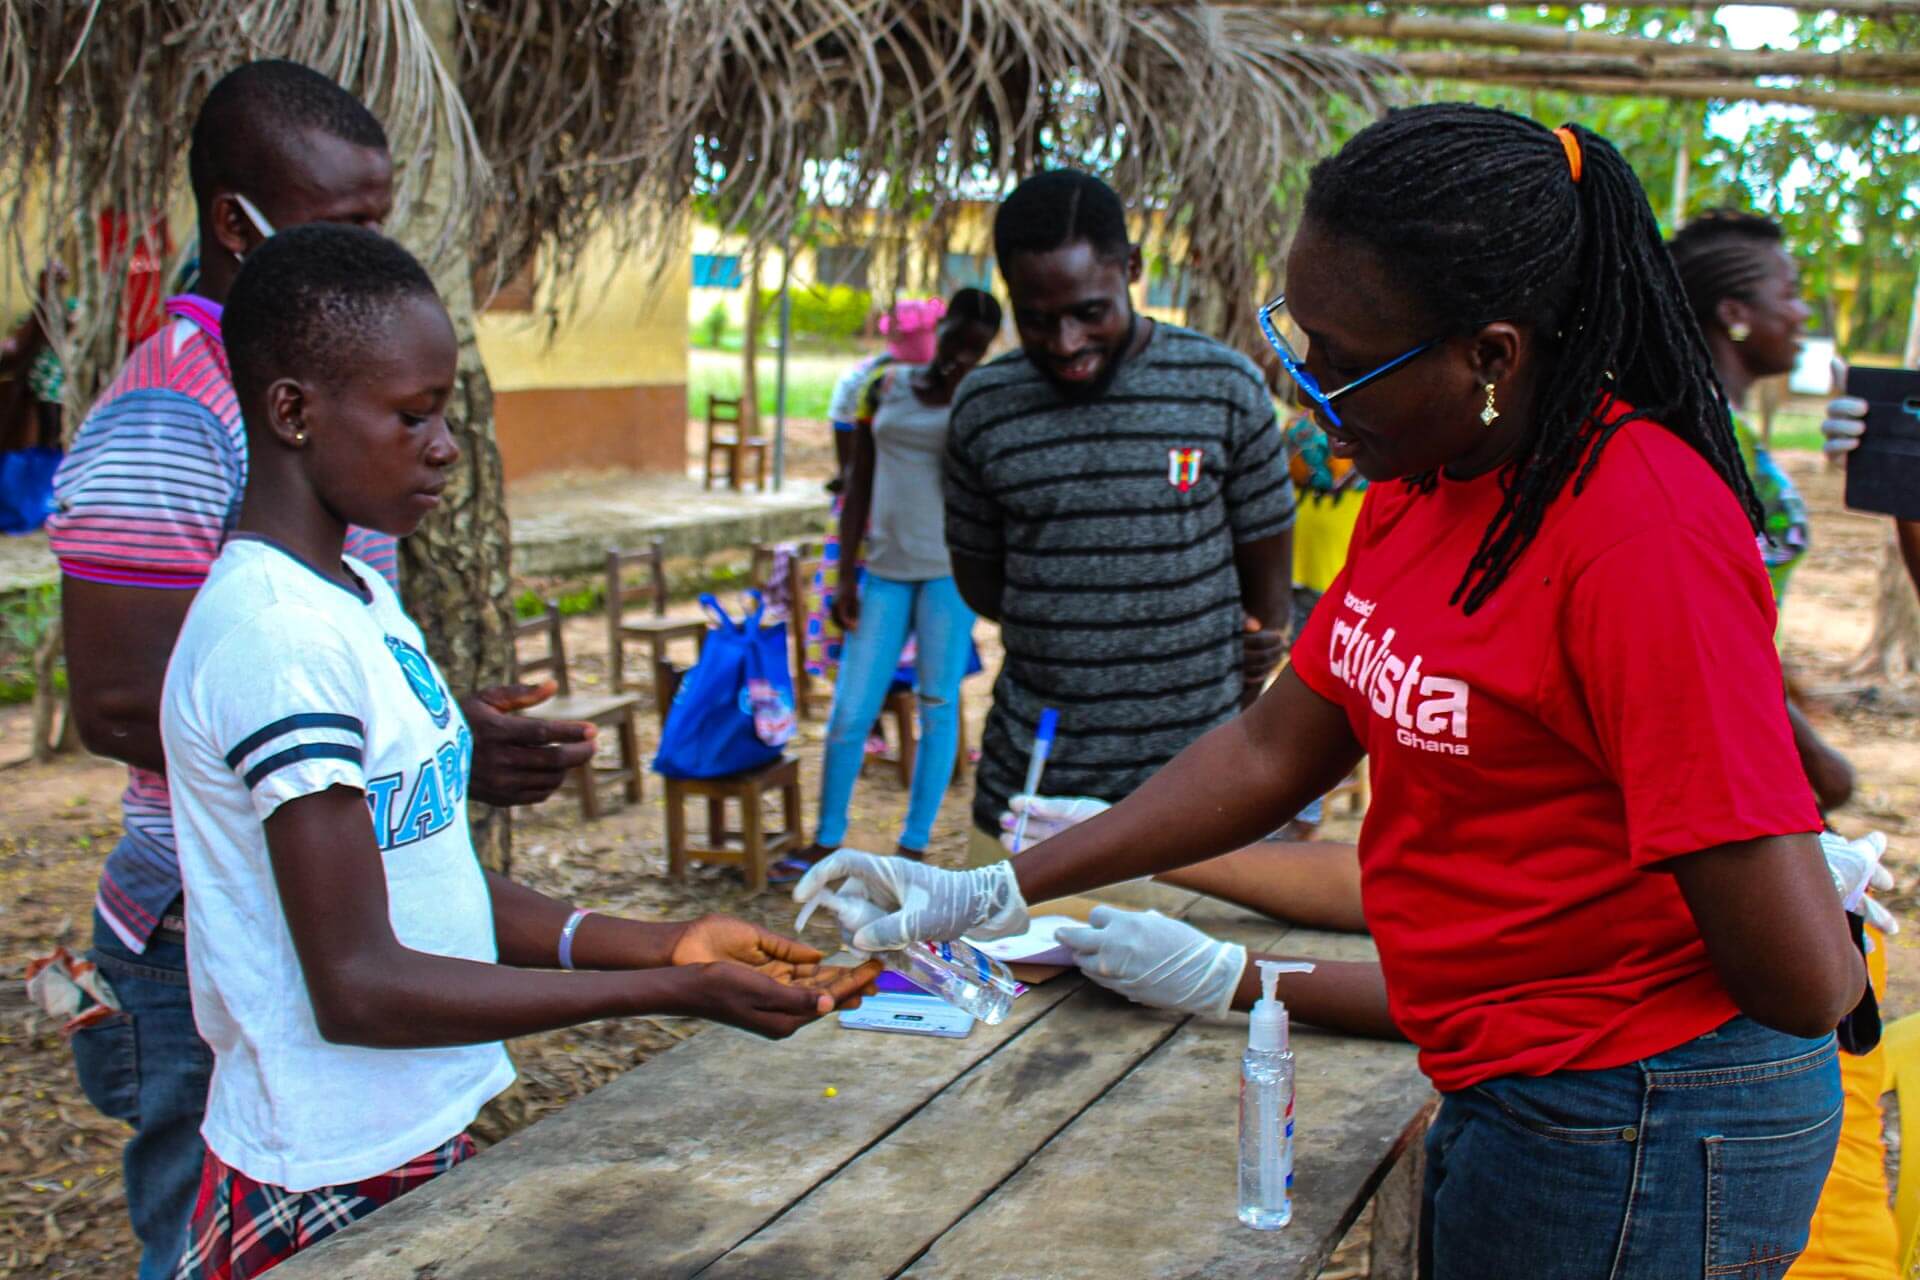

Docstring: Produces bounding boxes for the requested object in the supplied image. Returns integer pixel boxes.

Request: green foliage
[758,284,872,343]
[697,302,732,349]
[513,583,606,620]
[0,585,63,705]
[1423,6,1920,359]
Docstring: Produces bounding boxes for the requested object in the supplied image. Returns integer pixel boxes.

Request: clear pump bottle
[795,887,1025,1025]
[1239,959,1315,1230]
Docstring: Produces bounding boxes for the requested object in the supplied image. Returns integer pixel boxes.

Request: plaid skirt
[175,1133,474,1279]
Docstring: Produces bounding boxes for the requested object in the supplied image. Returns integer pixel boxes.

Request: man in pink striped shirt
[48,61,593,1279]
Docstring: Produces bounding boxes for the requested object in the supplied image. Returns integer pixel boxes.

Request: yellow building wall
[479,225,690,482]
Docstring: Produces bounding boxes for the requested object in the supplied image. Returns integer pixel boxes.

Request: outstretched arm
[269,788,875,1048]
[1017,667,1363,903]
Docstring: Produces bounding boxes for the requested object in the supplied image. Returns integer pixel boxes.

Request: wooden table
[276,886,1435,1280]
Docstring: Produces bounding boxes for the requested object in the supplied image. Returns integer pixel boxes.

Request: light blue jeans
[818,573,975,851]
[1423,1015,1842,1279]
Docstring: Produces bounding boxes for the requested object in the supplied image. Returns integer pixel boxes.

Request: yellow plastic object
[1884,1008,1920,1277]
[1793,927,1897,1278]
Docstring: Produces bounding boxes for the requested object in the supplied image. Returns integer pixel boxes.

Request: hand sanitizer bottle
[796,887,1025,1025]
[1239,959,1315,1230]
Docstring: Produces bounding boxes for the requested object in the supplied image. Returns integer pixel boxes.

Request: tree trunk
[29,618,72,763]
[401,0,517,874]
[1848,527,1920,683]
[741,244,764,433]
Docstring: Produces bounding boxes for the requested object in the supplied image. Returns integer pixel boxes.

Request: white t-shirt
[161,535,514,1191]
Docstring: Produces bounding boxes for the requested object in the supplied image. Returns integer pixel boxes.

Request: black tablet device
[1844,365,1920,522]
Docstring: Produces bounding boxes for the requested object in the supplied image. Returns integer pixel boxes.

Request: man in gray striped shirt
[945,171,1296,857]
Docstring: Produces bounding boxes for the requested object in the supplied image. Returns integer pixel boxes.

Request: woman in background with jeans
[777,289,1001,877]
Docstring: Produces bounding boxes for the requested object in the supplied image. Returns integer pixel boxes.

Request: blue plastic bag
[652,592,797,779]
[0,447,61,534]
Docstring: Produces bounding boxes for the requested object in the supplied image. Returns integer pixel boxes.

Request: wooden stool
[607,541,708,710]
[664,757,802,894]
[864,685,970,788]
[703,395,769,491]
[513,601,644,819]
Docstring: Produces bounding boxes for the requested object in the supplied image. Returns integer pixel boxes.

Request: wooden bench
[274,884,1435,1280]
[511,601,644,819]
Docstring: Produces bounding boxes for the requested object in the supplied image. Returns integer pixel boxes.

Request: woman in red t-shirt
[799,104,1865,1277]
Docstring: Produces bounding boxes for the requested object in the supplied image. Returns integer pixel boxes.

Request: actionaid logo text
[1329,598,1471,756]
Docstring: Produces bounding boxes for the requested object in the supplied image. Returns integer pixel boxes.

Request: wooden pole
[1413,71,1918,115]
[1158,0,1920,19]
[1387,48,1920,84]
[1670,140,1690,231]
[1236,10,1920,78]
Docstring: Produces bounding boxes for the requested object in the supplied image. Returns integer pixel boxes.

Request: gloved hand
[999,793,1112,852]
[1822,357,1866,460]
[1055,906,1249,1018]
[793,851,1029,952]
[1821,830,1899,936]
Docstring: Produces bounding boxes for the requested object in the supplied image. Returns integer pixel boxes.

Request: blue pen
[1009,708,1060,853]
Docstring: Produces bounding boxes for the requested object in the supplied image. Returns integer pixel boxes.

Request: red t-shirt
[1291,411,1820,1092]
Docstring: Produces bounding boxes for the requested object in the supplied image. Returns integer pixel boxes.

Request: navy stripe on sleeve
[226,713,367,769]
[243,742,365,790]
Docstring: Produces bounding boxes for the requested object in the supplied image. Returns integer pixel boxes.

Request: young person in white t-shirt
[160,224,879,1279]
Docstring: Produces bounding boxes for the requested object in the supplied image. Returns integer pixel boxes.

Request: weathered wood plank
[700,895,1289,1278]
[272,971,1085,1279]
[1365,1108,1433,1280]
[273,883,1204,1277]
[907,931,1434,1280]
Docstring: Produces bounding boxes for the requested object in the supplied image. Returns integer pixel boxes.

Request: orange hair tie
[1553,126,1584,183]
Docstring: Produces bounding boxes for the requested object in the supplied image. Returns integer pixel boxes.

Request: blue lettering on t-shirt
[364,774,404,844]
[363,727,470,851]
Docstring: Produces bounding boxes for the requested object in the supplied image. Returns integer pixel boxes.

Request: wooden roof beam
[1235,11,1920,79]
[1423,69,1918,114]
[1389,47,1920,82]
[1139,0,1920,19]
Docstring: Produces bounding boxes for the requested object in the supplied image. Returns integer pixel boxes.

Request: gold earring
[1727,322,1751,342]
[292,430,307,445]
[1480,383,1499,427]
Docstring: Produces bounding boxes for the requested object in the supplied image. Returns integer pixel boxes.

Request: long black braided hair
[1303,103,1761,614]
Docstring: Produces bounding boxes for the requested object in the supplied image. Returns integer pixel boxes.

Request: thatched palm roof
[3,1,1396,405]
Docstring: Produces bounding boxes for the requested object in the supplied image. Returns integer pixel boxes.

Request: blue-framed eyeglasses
[1256,293,1436,429]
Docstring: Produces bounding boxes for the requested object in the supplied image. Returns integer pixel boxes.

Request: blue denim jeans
[1423,1016,1842,1280]
[71,909,213,1280]
[817,573,975,851]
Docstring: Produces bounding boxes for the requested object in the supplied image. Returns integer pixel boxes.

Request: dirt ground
[1,447,1915,1277]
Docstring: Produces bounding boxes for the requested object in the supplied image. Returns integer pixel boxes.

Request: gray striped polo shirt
[944,323,1296,835]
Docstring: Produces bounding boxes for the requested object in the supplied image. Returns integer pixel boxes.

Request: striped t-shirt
[46,295,398,951]
[944,323,1296,835]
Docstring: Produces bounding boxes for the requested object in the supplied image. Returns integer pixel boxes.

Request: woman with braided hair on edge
[798,104,1870,1277]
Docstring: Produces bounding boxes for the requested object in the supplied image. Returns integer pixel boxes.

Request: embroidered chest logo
[1167,447,1204,492]
[385,635,451,729]
[1328,592,1472,756]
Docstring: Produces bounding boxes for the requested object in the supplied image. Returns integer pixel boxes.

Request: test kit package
[838,972,976,1038]
[1844,366,1920,522]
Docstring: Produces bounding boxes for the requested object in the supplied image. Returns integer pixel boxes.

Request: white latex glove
[1821,830,1899,936]
[999,793,1113,852]
[1823,357,1866,459]
[793,850,1029,952]
[1055,906,1249,1018]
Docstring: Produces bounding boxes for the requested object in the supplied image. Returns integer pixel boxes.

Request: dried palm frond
[7,0,1398,410]
[459,0,1401,359]
[2,0,486,413]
